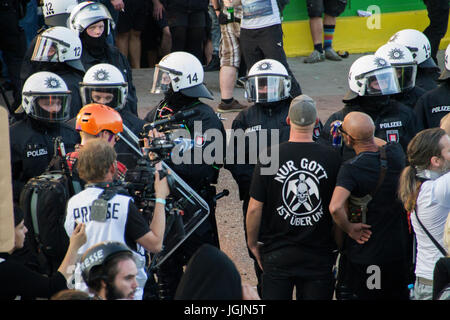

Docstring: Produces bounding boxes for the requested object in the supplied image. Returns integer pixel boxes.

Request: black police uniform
[81,43,138,116]
[320,97,420,161]
[392,86,426,109]
[144,93,226,300]
[115,110,148,168]
[227,99,292,208]
[10,116,80,202]
[416,67,440,92]
[414,81,450,129]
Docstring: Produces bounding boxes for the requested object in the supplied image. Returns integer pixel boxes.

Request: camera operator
[145,51,227,300]
[329,111,410,300]
[64,138,170,300]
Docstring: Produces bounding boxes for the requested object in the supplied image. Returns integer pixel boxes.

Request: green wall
[282,0,427,22]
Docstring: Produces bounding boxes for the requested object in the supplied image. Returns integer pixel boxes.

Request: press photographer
[64,138,169,300]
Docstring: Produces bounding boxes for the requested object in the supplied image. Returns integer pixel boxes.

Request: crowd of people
[0,0,450,302]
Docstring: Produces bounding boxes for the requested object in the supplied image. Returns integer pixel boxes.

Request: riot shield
[118,123,210,267]
[150,160,210,269]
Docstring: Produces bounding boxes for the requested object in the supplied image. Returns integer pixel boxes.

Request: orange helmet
[76,103,123,135]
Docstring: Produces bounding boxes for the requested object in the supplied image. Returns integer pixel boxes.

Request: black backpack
[19,137,82,275]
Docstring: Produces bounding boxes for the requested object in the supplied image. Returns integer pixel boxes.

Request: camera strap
[86,183,121,222]
[371,145,388,198]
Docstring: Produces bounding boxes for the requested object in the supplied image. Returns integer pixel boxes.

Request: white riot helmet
[151,51,213,99]
[80,63,129,110]
[43,0,79,27]
[68,1,115,35]
[375,42,417,91]
[241,59,291,103]
[388,29,437,68]
[438,44,450,80]
[22,72,71,122]
[344,55,401,101]
[31,26,84,72]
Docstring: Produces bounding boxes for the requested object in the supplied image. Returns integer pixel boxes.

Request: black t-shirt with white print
[250,141,341,256]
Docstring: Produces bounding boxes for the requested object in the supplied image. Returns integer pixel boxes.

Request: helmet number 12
[44,2,55,16]
[74,47,81,57]
[187,73,198,84]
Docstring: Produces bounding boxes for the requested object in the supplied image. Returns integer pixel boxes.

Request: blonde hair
[77,138,116,182]
[444,213,450,256]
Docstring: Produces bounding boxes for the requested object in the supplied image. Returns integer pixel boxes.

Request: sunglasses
[337,123,357,141]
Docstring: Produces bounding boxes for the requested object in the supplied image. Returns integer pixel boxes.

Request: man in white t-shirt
[398,127,450,300]
[64,138,169,299]
[240,0,302,97]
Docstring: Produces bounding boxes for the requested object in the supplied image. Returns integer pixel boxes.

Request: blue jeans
[208,6,221,55]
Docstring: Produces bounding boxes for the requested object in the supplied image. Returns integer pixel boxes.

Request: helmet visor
[72,3,114,32]
[31,36,63,62]
[81,85,125,110]
[26,93,71,122]
[244,75,290,102]
[364,69,401,96]
[395,64,417,91]
[151,66,172,94]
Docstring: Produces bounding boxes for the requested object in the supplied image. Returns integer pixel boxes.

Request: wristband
[214,8,220,11]
[155,198,166,205]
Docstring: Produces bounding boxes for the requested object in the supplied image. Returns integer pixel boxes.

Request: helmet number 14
[187,73,198,84]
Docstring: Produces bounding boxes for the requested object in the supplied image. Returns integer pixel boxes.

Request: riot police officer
[77,63,147,168]
[20,26,85,119]
[414,43,450,129]
[145,51,227,300]
[320,55,420,161]
[68,1,138,116]
[388,29,440,92]
[19,1,80,120]
[10,71,80,202]
[375,42,426,110]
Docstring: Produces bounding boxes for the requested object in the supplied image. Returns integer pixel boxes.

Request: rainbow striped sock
[323,24,336,50]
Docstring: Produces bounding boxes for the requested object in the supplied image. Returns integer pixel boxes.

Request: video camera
[120,109,228,266]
